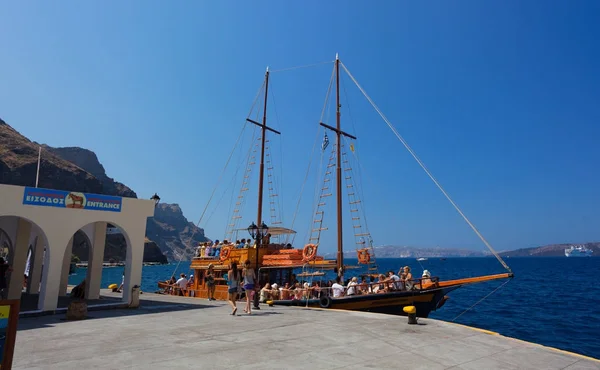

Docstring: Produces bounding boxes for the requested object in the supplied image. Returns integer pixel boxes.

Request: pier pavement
[14,291,600,369]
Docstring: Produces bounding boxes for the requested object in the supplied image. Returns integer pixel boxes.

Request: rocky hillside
[40,145,137,198]
[500,242,600,257]
[146,203,209,261]
[1,118,207,262]
[1,118,104,192]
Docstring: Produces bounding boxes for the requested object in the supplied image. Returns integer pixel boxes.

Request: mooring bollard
[403,305,417,324]
[66,300,88,320]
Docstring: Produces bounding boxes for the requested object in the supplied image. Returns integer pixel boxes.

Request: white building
[0,184,155,312]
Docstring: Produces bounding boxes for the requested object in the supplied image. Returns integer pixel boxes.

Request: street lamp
[247,221,269,309]
[150,193,161,207]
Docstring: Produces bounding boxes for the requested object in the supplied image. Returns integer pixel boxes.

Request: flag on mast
[322,132,330,151]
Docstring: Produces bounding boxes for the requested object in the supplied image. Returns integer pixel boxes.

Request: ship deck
[14,290,600,369]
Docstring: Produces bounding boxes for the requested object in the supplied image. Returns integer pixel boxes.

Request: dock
[15,291,600,369]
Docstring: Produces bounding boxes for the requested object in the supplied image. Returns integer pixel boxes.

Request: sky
[1,1,599,254]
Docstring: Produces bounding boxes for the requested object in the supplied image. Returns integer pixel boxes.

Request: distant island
[499,242,599,257]
[320,242,599,258]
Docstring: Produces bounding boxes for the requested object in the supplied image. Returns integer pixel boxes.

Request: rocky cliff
[1,118,206,262]
[40,145,137,198]
[146,203,209,261]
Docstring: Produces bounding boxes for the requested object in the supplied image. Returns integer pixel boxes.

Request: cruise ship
[564,245,594,257]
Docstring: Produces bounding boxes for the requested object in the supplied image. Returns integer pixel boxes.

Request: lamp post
[248,221,268,309]
[150,193,161,207]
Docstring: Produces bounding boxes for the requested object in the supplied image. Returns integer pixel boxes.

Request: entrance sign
[0,300,19,370]
[22,187,122,213]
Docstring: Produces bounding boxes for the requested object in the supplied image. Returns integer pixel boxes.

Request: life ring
[219,246,232,262]
[357,248,371,264]
[302,244,318,262]
[319,296,332,308]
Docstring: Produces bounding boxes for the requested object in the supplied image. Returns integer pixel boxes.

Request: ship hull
[270,286,459,318]
[565,250,593,257]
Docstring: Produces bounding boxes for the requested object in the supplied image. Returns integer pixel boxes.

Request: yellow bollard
[403,305,417,324]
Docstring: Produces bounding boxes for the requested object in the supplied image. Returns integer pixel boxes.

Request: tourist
[331,276,345,298]
[227,262,240,315]
[421,270,432,288]
[205,242,212,257]
[262,233,271,245]
[206,264,216,301]
[187,275,195,297]
[175,273,188,296]
[270,283,280,300]
[387,270,401,291]
[346,277,358,296]
[117,272,125,293]
[358,277,369,294]
[0,258,12,299]
[242,260,256,314]
[401,266,413,290]
[259,283,271,302]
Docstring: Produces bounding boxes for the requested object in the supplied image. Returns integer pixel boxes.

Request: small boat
[416,257,428,262]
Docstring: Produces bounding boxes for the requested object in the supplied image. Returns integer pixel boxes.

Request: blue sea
[69,257,600,359]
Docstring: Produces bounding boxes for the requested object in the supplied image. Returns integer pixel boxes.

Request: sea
[69,257,600,359]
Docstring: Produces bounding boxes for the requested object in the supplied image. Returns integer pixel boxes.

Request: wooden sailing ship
[158,55,514,318]
[265,55,514,317]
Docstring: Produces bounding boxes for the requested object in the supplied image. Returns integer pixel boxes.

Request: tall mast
[320,54,356,275]
[335,55,343,273]
[257,68,269,227]
[247,68,281,232]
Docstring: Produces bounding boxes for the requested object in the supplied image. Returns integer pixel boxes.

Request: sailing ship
[157,55,514,318]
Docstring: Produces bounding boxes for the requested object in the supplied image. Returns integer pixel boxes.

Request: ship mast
[320,54,356,275]
[247,68,281,234]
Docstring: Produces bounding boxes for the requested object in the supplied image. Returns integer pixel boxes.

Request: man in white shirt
[346,277,358,296]
[387,271,401,290]
[331,277,345,298]
[175,273,188,296]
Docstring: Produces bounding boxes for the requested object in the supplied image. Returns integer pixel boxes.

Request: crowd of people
[255,266,434,302]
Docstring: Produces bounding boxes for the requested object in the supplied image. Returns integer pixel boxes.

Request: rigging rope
[169,82,266,278]
[340,61,512,273]
[270,60,334,73]
[288,64,336,246]
[451,279,511,322]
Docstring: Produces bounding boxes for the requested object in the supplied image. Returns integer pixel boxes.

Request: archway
[0,215,49,311]
[58,221,132,305]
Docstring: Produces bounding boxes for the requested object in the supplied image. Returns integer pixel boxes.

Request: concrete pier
[14,291,600,369]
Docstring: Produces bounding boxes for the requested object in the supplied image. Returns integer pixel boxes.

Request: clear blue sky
[1,1,599,253]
